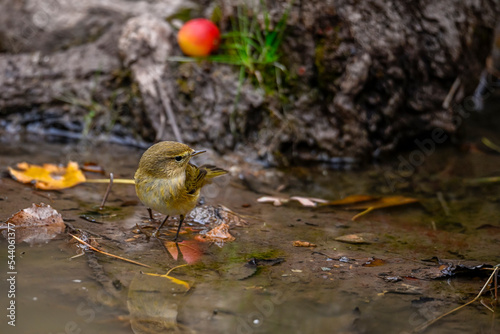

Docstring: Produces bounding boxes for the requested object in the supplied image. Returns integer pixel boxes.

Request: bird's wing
[199,164,228,179]
[185,164,207,194]
[185,164,228,194]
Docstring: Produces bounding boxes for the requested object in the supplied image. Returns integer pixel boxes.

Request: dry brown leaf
[8,161,86,190]
[217,205,249,227]
[362,257,387,267]
[1,203,65,244]
[81,162,106,174]
[334,233,378,244]
[196,223,235,247]
[292,240,317,247]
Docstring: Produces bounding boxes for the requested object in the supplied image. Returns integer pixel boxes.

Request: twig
[413,265,499,333]
[442,77,461,109]
[85,178,135,184]
[157,81,182,142]
[70,234,151,268]
[166,264,188,276]
[495,267,498,304]
[465,176,500,185]
[99,172,113,210]
[482,137,500,154]
[351,207,374,221]
[480,299,494,313]
[436,192,450,216]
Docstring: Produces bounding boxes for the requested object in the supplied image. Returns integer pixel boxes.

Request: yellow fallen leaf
[321,194,377,206]
[349,196,419,221]
[8,161,86,190]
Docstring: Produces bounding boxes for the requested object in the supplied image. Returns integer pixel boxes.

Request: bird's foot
[152,229,161,238]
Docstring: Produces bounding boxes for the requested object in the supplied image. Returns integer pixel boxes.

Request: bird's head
[137,141,205,177]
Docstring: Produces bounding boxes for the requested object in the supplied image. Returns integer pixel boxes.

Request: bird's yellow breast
[135,173,200,216]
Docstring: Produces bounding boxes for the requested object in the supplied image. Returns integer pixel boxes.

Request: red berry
[177,19,220,57]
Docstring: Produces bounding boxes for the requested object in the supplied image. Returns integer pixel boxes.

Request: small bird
[134,141,228,241]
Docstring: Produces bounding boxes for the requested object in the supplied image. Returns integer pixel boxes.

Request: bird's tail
[200,164,228,179]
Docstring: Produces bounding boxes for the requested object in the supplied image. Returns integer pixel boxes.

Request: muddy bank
[1,0,499,165]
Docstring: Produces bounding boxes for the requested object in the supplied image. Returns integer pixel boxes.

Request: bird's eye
[175,156,183,162]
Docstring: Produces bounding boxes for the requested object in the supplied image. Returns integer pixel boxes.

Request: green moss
[314,25,343,91]
[314,42,326,77]
[245,248,285,260]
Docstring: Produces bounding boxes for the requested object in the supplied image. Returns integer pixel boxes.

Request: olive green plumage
[134,141,227,240]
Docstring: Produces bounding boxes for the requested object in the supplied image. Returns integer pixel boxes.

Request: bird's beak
[191,150,206,157]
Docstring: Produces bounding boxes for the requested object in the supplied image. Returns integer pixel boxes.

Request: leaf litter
[1,203,65,244]
[257,194,419,220]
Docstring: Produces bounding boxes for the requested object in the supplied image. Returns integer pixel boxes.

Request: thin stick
[85,178,135,184]
[436,192,450,216]
[166,264,188,276]
[495,267,498,304]
[442,77,461,109]
[157,81,182,142]
[482,137,500,154]
[413,266,499,333]
[480,299,494,313]
[99,172,113,210]
[70,234,151,268]
[351,207,374,221]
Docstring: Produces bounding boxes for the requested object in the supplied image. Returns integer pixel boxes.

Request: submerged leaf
[164,240,203,264]
[8,161,86,190]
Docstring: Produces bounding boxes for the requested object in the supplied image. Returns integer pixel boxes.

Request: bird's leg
[147,208,154,221]
[173,215,185,242]
[152,215,169,237]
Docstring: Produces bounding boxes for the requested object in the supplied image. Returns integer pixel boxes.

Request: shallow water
[1,130,499,333]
